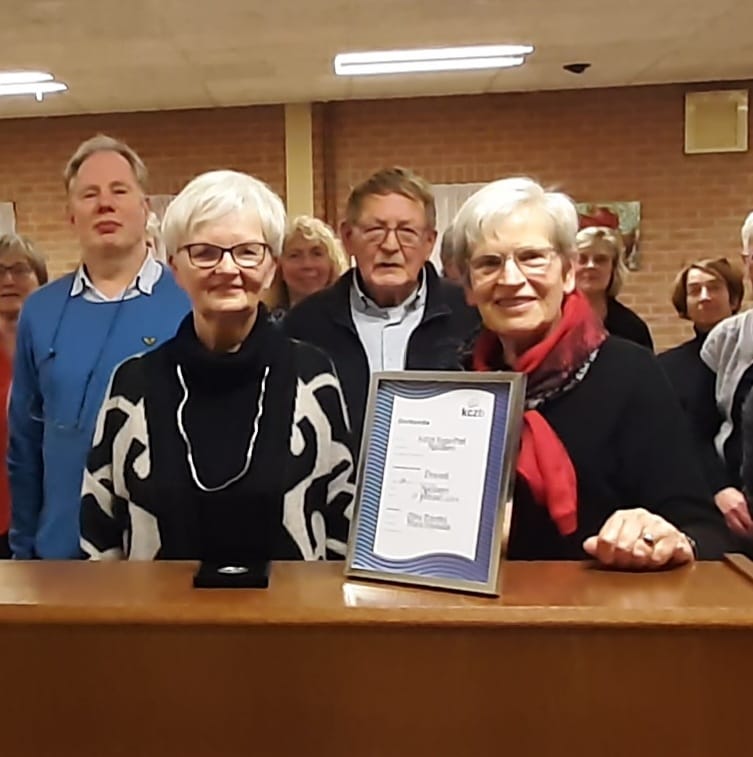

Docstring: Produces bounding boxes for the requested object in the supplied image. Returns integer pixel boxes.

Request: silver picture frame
[345,371,526,596]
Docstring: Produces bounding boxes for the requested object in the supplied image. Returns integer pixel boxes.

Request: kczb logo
[461,404,485,418]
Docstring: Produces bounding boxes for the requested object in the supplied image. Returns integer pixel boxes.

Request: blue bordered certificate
[345,371,525,596]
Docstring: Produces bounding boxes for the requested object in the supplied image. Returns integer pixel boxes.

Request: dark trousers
[0,532,10,559]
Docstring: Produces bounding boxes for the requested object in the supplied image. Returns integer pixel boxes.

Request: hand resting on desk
[583,507,695,570]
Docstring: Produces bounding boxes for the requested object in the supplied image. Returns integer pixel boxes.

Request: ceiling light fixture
[0,71,67,101]
[334,44,534,76]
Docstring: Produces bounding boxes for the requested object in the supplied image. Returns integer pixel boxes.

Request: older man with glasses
[285,167,478,450]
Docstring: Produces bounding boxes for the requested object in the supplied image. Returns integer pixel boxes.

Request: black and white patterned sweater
[80,313,354,561]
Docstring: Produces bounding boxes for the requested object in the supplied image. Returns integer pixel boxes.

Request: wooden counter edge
[2,604,753,628]
[724,553,753,583]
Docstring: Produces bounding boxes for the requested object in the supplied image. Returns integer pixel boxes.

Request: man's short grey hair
[161,170,287,259]
[63,134,148,192]
[451,177,578,274]
[742,211,753,252]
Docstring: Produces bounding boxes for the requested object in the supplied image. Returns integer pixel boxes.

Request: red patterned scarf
[472,290,607,535]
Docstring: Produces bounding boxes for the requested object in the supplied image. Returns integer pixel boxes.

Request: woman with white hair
[574,226,653,350]
[80,170,354,562]
[452,177,727,567]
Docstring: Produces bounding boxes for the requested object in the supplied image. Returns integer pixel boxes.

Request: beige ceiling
[0,0,751,119]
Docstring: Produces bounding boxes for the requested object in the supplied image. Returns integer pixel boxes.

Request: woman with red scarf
[452,178,727,568]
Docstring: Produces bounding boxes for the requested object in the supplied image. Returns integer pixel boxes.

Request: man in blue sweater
[8,134,189,558]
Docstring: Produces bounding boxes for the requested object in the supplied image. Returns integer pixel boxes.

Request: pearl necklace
[176,363,270,493]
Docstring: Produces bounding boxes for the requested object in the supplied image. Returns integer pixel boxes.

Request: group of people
[0,131,749,571]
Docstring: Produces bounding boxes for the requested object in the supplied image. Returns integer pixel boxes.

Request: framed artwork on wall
[0,202,16,234]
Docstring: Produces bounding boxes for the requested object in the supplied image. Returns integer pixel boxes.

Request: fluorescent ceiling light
[0,71,67,101]
[338,56,525,76]
[0,71,53,85]
[334,44,534,76]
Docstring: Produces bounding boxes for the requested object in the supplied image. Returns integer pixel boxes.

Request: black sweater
[507,337,728,560]
[605,297,654,351]
[741,389,753,502]
[81,314,354,561]
[658,332,728,493]
[285,266,479,450]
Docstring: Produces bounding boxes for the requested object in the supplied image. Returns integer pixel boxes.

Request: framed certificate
[345,371,525,596]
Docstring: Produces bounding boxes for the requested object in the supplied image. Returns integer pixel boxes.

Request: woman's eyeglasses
[0,262,34,278]
[180,242,271,269]
[468,248,557,279]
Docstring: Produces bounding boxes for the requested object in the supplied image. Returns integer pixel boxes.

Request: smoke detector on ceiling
[562,63,591,75]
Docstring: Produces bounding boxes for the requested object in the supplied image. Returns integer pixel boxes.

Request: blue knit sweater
[8,268,189,558]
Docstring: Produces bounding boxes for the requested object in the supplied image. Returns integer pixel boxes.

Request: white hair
[451,177,578,273]
[161,170,286,259]
[742,211,753,252]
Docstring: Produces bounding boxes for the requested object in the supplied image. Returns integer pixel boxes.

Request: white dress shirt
[70,252,163,302]
[349,272,427,373]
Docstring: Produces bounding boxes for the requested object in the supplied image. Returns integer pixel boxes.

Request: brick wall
[1,82,751,350]
[323,82,753,350]
[0,105,285,275]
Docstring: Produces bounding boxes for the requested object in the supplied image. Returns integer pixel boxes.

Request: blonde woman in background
[573,226,653,350]
[0,233,48,558]
[264,215,348,320]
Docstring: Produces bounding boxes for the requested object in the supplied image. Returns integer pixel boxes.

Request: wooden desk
[0,560,752,757]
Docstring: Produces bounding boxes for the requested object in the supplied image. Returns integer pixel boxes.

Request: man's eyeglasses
[0,262,34,278]
[180,242,271,269]
[356,225,425,250]
[468,248,557,279]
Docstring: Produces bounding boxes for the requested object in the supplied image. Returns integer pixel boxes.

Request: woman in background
[0,233,47,557]
[264,215,348,320]
[573,226,653,350]
[660,258,742,488]
[439,224,463,284]
[661,258,746,543]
